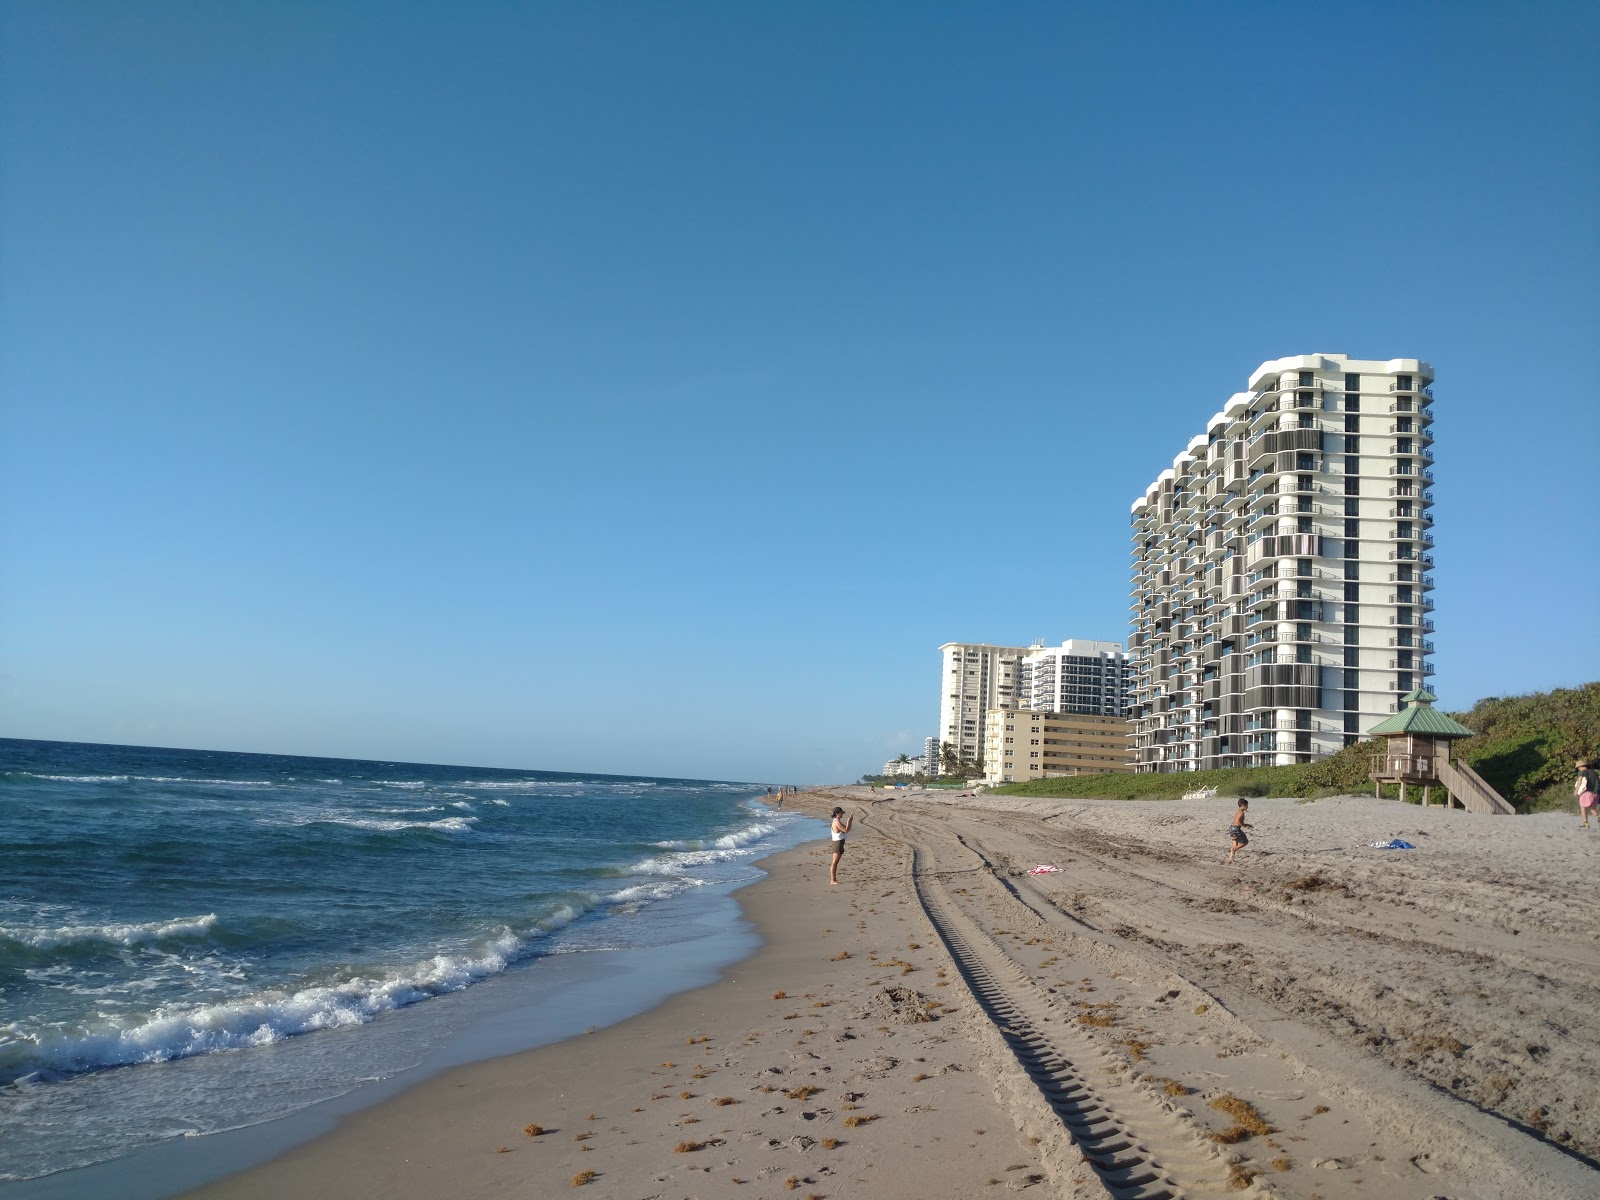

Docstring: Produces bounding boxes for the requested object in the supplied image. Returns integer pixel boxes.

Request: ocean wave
[19,774,284,789]
[630,845,760,875]
[0,932,524,1085]
[372,780,428,788]
[652,819,777,853]
[448,779,627,790]
[607,879,704,905]
[484,798,510,807]
[19,774,132,783]
[0,914,219,952]
[325,816,478,833]
[132,777,277,787]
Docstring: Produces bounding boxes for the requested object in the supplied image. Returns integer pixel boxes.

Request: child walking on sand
[1226,799,1254,864]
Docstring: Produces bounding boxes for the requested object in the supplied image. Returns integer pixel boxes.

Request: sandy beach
[186,789,1599,1200]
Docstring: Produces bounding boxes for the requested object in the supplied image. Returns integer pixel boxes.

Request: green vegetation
[991,682,1598,814]
[1451,683,1599,812]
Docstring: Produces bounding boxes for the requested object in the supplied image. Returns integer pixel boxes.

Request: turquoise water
[0,739,812,1183]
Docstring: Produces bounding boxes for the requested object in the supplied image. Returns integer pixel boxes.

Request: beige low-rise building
[982,703,1134,784]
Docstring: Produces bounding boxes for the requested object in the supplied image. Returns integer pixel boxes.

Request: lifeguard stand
[1367,689,1514,814]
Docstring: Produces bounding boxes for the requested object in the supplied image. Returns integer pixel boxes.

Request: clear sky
[2,2,1596,782]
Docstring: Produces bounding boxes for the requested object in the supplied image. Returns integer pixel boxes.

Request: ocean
[0,739,816,1188]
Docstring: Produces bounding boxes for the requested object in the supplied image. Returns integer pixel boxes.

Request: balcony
[1388,637,1435,652]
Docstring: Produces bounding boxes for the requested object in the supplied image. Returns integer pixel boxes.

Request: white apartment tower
[1019,639,1129,717]
[1129,354,1436,771]
[937,643,1027,769]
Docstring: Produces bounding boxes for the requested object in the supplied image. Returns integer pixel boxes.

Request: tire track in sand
[872,807,1259,1200]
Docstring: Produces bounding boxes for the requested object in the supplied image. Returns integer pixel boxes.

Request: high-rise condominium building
[1129,354,1436,772]
[937,643,1027,769]
[1019,639,1129,717]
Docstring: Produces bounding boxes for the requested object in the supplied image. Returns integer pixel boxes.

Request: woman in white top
[828,807,854,886]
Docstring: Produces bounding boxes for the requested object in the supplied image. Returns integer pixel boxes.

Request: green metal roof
[1367,689,1475,738]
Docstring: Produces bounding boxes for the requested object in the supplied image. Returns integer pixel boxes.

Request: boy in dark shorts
[1226,799,1253,864]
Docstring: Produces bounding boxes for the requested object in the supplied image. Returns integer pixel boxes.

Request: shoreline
[3,805,822,1200]
[177,808,1051,1199]
[20,786,1598,1199]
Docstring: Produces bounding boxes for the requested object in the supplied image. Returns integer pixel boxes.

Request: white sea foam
[448,801,473,810]
[484,798,510,807]
[0,914,219,951]
[372,780,428,788]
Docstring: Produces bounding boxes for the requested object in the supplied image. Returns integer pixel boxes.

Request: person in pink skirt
[1576,759,1599,829]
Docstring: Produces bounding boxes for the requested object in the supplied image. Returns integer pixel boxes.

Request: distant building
[1129,354,1437,771]
[881,758,922,778]
[923,735,940,775]
[982,702,1135,785]
[1019,640,1129,717]
[937,643,1029,770]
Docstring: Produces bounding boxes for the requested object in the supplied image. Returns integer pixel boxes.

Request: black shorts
[1229,827,1248,846]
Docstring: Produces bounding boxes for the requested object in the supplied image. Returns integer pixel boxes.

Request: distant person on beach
[1576,759,1598,829]
[828,806,854,885]
[1226,799,1254,864]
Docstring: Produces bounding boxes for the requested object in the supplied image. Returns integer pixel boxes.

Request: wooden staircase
[1436,757,1515,815]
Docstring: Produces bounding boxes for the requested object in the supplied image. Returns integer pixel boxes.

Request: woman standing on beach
[1575,759,1598,829]
[1226,799,1253,864]
[828,806,854,885]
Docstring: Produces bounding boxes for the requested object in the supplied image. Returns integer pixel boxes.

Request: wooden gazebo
[1368,689,1513,814]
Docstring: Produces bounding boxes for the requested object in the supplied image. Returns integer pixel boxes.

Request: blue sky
[2,1,1596,782]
